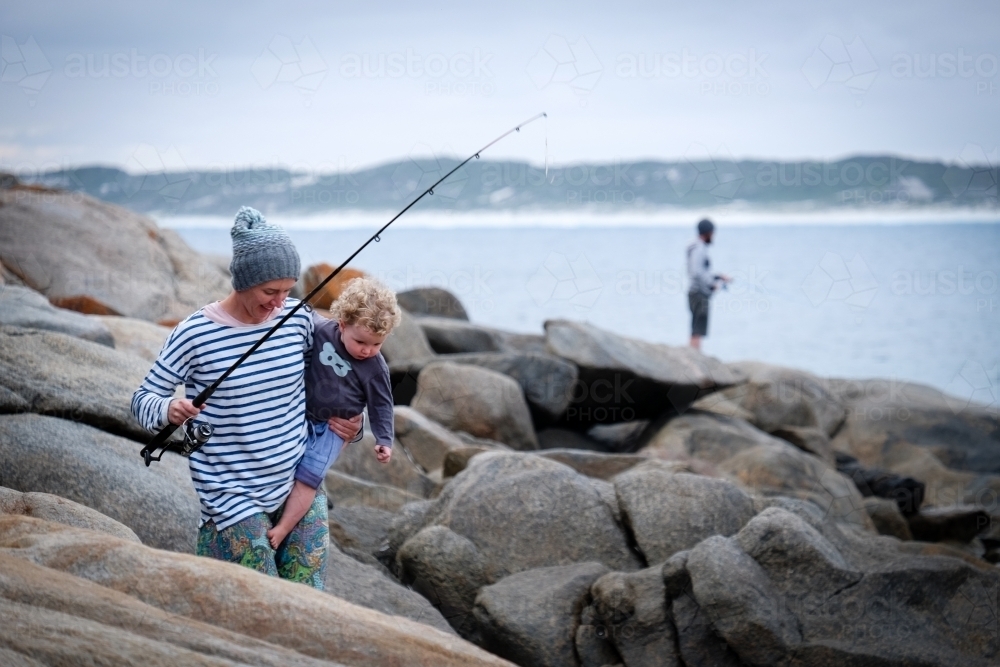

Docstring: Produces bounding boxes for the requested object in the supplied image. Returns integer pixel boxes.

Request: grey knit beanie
[229,207,301,291]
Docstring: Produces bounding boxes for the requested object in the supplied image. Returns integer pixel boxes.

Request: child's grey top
[304,314,394,447]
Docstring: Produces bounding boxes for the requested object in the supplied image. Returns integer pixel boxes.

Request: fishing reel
[141,418,213,467]
[178,419,214,456]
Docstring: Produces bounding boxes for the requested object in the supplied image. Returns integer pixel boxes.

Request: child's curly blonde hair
[329,277,402,336]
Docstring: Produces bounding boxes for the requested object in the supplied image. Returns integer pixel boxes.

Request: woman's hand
[328,414,363,441]
[168,398,201,426]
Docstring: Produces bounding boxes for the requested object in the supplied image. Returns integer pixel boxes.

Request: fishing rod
[140,112,548,466]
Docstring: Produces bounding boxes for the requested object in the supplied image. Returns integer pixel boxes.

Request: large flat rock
[0,485,139,543]
[0,188,230,322]
[0,413,199,552]
[544,319,741,424]
[92,314,171,362]
[828,377,1000,475]
[0,284,114,346]
[0,326,152,441]
[0,514,514,666]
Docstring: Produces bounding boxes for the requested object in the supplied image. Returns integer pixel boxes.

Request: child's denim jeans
[294,420,345,489]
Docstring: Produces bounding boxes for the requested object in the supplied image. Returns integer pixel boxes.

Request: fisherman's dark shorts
[688,291,710,337]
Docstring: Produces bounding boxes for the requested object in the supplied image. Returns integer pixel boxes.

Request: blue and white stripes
[131,300,313,531]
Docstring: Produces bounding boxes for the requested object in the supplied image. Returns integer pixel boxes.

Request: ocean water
[167,220,1000,399]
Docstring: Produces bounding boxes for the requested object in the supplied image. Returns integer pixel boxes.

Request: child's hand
[374,445,392,464]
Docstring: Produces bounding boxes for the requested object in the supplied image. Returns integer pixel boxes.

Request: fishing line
[544,112,549,177]
[141,112,548,466]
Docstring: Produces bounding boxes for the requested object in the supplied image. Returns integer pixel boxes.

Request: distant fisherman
[686,218,731,351]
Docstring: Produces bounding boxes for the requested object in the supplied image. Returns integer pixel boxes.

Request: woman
[132,206,360,589]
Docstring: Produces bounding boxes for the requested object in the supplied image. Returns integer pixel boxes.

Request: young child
[267,277,401,549]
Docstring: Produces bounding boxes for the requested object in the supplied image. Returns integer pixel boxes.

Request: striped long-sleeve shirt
[131,300,313,531]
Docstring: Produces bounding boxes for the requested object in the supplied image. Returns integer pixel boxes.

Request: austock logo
[390,145,469,203]
[665,144,744,201]
[1,35,52,104]
[802,252,878,320]
[943,575,999,642]
[801,35,878,104]
[944,361,998,417]
[526,34,603,99]
[942,144,998,202]
[251,35,327,97]
[526,252,603,312]
[118,144,192,202]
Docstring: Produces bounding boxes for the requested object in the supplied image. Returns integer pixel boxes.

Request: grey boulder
[381,308,436,366]
[324,540,455,635]
[640,411,786,464]
[692,360,847,436]
[718,441,875,532]
[331,429,437,499]
[614,463,756,564]
[829,377,1000,475]
[686,534,802,666]
[327,503,398,564]
[393,405,467,474]
[416,452,643,576]
[399,351,579,423]
[590,565,681,667]
[474,562,609,667]
[394,453,643,634]
[410,361,539,450]
[397,524,492,639]
[397,287,469,320]
[417,316,504,353]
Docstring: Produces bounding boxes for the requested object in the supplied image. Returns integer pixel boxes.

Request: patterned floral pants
[196,492,329,590]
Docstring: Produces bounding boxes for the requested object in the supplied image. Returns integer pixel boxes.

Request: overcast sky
[1,1,998,174]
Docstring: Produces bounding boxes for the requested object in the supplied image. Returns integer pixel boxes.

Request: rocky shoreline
[1,181,998,666]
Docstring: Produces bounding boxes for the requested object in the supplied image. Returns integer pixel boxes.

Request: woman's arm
[131,326,193,432]
[328,413,364,441]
